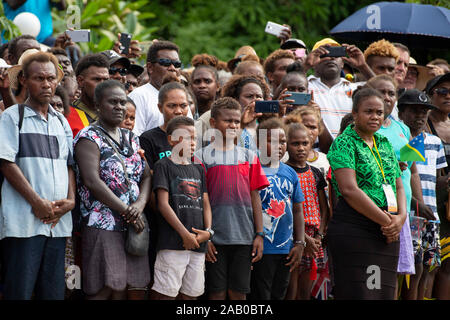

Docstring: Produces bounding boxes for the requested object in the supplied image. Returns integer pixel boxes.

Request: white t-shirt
[308,75,364,139]
[129,83,193,136]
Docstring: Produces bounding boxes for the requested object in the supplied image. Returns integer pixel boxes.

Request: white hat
[0,58,11,68]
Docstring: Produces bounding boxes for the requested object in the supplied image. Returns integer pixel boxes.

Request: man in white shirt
[129,40,192,135]
[302,38,374,146]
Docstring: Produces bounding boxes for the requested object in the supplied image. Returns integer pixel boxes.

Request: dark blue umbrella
[330,1,450,48]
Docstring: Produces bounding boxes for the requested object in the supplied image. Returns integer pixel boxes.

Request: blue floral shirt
[73,126,145,231]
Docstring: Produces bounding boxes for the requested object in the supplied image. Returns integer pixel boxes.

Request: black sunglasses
[434,87,450,96]
[109,67,128,76]
[153,58,182,68]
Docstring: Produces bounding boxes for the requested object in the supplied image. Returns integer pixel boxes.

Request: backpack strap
[18,104,25,131]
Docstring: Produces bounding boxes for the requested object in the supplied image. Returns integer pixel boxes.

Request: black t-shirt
[152,157,207,252]
[288,164,327,191]
[139,127,171,169]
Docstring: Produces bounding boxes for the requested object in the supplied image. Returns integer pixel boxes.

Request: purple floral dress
[73,126,145,231]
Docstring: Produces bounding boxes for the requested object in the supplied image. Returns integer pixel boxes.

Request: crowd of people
[0,16,449,301]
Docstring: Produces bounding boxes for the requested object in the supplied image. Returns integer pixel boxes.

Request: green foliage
[51,0,157,55]
[49,0,449,65]
[0,2,21,42]
[143,0,377,65]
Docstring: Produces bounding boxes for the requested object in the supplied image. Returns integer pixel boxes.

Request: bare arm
[381,177,407,242]
[156,188,199,250]
[318,189,329,234]
[334,168,391,226]
[74,138,128,213]
[251,189,264,263]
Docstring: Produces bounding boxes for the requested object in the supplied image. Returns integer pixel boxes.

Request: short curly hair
[364,39,399,62]
[191,53,219,68]
[263,49,295,74]
[221,74,270,101]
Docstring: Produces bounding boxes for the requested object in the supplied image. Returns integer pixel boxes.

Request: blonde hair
[364,39,399,61]
[290,105,324,134]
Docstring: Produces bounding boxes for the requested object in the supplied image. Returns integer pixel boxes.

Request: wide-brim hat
[227,45,258,72]
[408,57,434,91]
[8,48,64,91]
[397,89,437,110]
[425,73,450,95]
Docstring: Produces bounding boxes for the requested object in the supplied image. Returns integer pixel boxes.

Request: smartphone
[119,33,132,54]
[66,29,90,42]
[320,46,346,58]
[265,21,287,37]
[255,100,280,113]
[285,92,311,105]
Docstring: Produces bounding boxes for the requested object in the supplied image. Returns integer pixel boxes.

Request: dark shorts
[206,244,252,294]
[1,236,66,300]
[249,254,290,300]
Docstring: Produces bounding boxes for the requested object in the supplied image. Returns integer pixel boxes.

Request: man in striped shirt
[398,89,448,300]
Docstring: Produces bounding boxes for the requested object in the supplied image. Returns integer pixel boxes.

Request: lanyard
[367,136,387,184]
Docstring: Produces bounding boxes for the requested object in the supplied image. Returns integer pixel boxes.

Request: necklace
[307,150,318,162]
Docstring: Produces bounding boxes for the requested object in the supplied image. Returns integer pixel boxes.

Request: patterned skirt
[81,226,150,296]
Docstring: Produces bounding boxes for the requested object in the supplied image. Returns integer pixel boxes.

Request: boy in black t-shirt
[151,116,212,300]
[139,82,190,172]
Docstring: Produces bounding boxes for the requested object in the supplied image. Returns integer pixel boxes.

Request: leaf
[81,1,101,19]
[125,12,137,34]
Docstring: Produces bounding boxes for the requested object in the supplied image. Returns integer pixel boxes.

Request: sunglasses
[153,58,182,68]
[109,67,128,76]
[434,87,450,96]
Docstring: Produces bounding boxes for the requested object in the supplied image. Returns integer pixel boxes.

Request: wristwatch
[294,240,307,247]
[255,231,265,238]
[316,232,325,240]
[206,228,214,240]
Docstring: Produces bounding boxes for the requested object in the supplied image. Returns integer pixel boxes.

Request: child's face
[261,128,287,164]
[120,103,136,131]
[168,125,197,158]
[301,114,319,142]
[287,129,311,164]
[399,105,429,133]
[159,89,189,124]
[210,109,241,142]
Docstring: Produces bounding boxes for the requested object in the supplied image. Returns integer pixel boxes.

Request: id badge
[382,184,397,214]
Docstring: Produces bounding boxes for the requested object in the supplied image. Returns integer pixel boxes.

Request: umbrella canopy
[330,1,450,48]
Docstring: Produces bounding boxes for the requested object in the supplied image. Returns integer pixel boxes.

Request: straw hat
[408,57,434,91]
[227,46,259,72]
[7,49,64,91]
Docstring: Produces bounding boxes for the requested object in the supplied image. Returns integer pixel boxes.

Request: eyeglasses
[434,88,450,97]
[153,58,182,68]
[109,67,128,76]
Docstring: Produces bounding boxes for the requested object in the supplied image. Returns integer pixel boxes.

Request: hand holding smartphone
[265,21,289,37]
